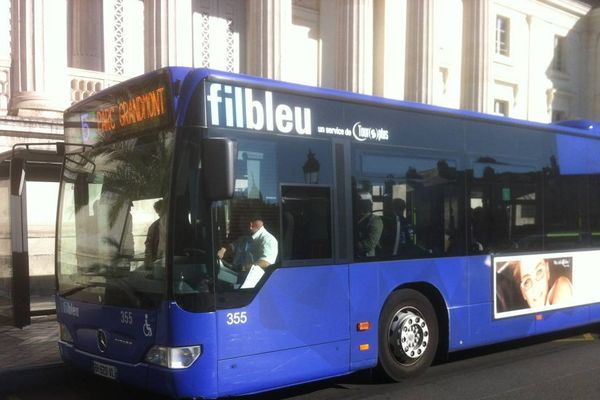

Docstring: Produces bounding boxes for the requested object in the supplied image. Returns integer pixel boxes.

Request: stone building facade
[2,0,600,324]
[1,0,600,152]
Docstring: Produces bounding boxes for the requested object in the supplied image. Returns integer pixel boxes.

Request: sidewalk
[0,315,69,395]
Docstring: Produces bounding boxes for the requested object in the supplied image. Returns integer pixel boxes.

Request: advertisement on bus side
[494,250,600,319]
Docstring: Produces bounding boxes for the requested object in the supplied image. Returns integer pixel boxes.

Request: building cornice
[0,115,64,136]
[538,0,592,16]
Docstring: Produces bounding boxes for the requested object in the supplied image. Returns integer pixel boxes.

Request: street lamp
[303,149,320,184]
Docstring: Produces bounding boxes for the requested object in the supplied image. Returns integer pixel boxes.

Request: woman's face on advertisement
[519,259,549,308]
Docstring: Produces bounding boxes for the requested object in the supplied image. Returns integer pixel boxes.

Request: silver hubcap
[389,306,429,364]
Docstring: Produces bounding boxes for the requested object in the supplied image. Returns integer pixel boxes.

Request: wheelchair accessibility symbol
[143,314,153,337]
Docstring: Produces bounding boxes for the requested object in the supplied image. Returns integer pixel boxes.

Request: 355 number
[226,312,248,325]
[120,311,133,325]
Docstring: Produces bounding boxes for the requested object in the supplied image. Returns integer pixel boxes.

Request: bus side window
[281,185,332,261]
[469,161,542,253]
[353,153,464,260]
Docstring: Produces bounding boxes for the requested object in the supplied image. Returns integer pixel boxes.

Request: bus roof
[65,67,600,141]
[193,68,600,139]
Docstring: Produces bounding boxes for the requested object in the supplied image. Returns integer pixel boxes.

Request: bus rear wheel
[377,289,439,381]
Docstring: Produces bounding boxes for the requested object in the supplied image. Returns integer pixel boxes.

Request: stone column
[70,0,103,71]
[144,0,193,71]
[460,0,491,113]
[373,0,406,100]
[245,0,291,79]
[404,0,434,104]
[526,15,537,120]
[0,0,10,114]
[584,8,600,119]
[9,0,68,117]
[321,0,373,94]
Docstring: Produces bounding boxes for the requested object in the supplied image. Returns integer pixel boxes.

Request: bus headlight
[144,345,202,369]
[59,323,74,343]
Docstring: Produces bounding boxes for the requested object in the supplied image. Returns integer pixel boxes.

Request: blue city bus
[56,67,600,399]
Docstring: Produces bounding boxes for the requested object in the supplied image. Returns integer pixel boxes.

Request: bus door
[0,146,62,327]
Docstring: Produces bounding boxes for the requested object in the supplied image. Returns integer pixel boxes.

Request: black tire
[377,289,439,381]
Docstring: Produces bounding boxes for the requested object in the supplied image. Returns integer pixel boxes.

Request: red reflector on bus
[536,314,543,321]
[357,321,370,331]
[359,344,370,351]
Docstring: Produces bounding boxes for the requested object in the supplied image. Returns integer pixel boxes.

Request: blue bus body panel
[58,300,220,399]
[348,257,469,366]
[590,303,600,321]
[57,299,159,364]
[465,256,536,346]
[151,303,219,398]
[217,266,350,359]
[349,255,597,358]
[347,263,379,369]
[215,255,557,396]
[216,265,350,396]
[57,300,157,393]
[217,341,349,397]
[57,257,600,399]
[535,306,589,334]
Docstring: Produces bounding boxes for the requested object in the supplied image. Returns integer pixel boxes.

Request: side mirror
[202,138,237,201]
[10,157,26,196]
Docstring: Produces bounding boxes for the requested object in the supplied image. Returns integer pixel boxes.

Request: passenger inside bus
[470,206,486,253]
[381,198,414,256]
[144,199,166,265]
[354,192,383,258]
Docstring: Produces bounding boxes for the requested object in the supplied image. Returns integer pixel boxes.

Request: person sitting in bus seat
[217,216,278,288]
[355,193,383,258]
[144,199,166,265]
[389,198,414,255]
[470,206,486,253]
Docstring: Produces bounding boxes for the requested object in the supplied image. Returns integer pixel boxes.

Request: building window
[193,0,243,73]
[553,35,565,72]
[494,100,509,117]
[495,16,510,56]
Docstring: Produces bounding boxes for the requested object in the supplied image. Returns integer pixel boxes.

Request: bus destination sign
[72,80,173,147]
[94,86,168,134]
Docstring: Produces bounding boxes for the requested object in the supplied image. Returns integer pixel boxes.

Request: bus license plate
[93,361,117,380]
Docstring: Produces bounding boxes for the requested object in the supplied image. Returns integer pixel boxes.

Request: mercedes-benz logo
[97,329,108,353]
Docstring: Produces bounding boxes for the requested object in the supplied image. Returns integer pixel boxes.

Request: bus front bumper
[58,341,218,399]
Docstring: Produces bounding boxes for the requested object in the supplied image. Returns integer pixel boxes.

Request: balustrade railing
[68,68,130,104]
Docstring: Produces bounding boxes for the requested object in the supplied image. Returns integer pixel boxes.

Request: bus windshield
[56,130,175,309]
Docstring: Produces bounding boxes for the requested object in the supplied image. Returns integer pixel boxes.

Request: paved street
[5,327,600,400]
[0,316,59,370]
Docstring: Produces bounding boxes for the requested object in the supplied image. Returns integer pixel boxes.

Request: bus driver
[217,216,278,288]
